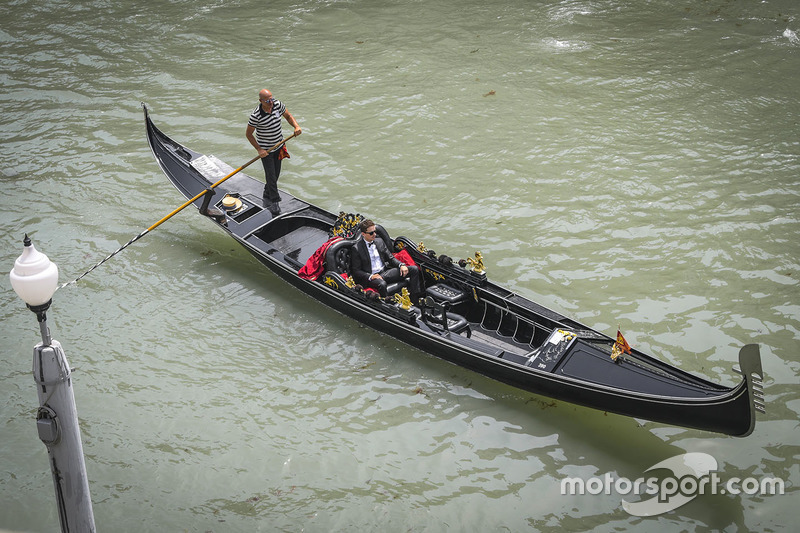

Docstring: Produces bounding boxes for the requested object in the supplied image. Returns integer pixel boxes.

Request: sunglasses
[364,230,376,235]
[260,97,275,104]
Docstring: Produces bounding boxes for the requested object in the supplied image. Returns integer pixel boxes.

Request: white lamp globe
[9,235,59,308]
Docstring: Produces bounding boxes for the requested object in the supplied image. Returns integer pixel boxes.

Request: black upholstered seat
[374,224,394,250]
[325,238,356,276]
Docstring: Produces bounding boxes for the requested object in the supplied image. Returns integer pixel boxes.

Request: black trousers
[365,265,423,298]
[261,151,282,203]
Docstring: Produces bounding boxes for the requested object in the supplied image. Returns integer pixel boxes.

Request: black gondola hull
[143,104,764,437]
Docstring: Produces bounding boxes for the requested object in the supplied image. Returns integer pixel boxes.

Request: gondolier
[246,88,302,213]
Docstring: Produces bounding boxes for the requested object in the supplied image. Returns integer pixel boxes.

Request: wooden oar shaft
[146,132,298,232]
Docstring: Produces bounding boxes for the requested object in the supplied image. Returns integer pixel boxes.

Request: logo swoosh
[622,452,717,517]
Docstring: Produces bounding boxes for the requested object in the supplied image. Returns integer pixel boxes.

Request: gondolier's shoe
[262,193,282,215]
[262,189,282,202]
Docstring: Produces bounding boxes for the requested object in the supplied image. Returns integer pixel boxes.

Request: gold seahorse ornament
[465,251,486,274]
[394,287,412,310]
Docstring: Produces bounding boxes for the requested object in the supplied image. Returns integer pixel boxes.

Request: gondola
[143,103,765,437]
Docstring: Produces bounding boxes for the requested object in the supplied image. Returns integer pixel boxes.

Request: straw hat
[222,196,243,211]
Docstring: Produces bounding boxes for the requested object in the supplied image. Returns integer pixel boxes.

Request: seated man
[350,219,423,299]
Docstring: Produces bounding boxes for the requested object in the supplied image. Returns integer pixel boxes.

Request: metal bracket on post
[37,406,60,445]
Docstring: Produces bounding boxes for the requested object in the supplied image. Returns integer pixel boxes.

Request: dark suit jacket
[350,237,401,285]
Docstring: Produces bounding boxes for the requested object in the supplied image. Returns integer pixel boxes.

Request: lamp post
[10,235,96,533]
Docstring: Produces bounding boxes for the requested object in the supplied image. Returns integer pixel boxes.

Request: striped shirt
[248,100,286,152]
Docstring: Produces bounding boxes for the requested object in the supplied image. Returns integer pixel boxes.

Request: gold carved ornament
[394,287,412,310]
[464,251,486,274]
[425,268,445,282]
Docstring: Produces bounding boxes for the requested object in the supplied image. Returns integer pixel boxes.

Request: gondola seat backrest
[325,238,357,276]
[374,224,395,252]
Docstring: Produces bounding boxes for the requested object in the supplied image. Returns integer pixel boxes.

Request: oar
[59,133,298,289]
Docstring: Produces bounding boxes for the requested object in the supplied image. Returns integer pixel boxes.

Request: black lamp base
[27,300,53,323]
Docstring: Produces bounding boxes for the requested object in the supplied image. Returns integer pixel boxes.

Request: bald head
[258,89,275,111]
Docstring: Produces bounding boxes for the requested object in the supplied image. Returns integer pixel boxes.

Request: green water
[1,0,798,531]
